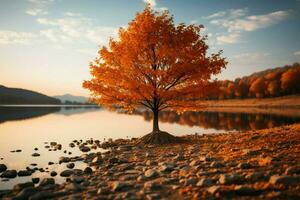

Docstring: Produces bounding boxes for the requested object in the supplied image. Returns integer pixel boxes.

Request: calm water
[1,106,300,189]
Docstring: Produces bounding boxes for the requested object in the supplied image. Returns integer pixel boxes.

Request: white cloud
[204,11,226,19]
[233,52,269,60]
[207,9,291,44]
[37,15,118,44]
[142,0,168,12]
[26,8,48,16]
[26,0,54,16]
[216,33,240,44]
[143,0,156,8]
[0,31,36,44]
[293,51,300,56]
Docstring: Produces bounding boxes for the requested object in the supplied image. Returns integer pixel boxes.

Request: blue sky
[0,0,299,96]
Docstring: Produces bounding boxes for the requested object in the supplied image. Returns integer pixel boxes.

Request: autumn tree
[281,67,300,94]
[83,6,227,144]
[249,77,266,98]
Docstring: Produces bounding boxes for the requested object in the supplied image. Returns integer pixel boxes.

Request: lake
[1,106,300,189]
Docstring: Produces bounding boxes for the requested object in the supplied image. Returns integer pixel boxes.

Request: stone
[109,157,119,164]
[65,182,83,192]
[59,156,70,163]
[50,142,57,146]
[144,181,162,190]
[207,186,220,195]
[60,169,74,177]
[32,178,40,184]
[210,161,225,168]
[13,182,34,191]
[111,181,126,192]
[145,169,159,178]
[245,172,265,182]
[91,156,103,165]
[48,162,54,165]
[15,187,38,200]
[269,175,300,186]
[18,170,32,176]
[31,153,40,157]
[234,185,258,196]
[259,157,273,166]
[199,156,212,162]
[16,149,22,152]
[0,170,17,178]
[97,187,110,195]
[196,178,213,187]
[158,164,174,172]
[28,190,53,200]
[219,174,244,185]
[285,166,300,175]
[84,167,93,174]
[189,160,200,166]
[184,178,197,186]
[80,146,90,152]
[39,178,55,186]
[67,163,75,169]
[34,148,38,151]
[0,164,7,172]
[238,162,252,169]
[50,171,57,177]
[70,175,84,183]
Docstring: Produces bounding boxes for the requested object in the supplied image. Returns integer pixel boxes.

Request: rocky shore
[1,124,300,199]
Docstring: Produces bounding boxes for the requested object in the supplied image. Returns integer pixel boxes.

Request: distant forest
[211,62,300,99]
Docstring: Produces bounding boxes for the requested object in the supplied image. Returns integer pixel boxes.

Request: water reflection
[140,110,300,131]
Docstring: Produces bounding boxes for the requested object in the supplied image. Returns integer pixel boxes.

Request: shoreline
[1,124,300,199]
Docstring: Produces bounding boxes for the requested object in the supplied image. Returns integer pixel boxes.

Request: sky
[0,0,299,97]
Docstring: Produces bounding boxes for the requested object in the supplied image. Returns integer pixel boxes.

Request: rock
[48,161,54,165]
[18,170,32,176]
[34,148,38,151]
[0,164,7,172]
[258,157,273,166]
[28,190,53,200]
[32,178,40,184]
[30,163,37,166]
[173,154,184,161]
[67,163,75,169]
[80,146,90,152]
[39,178,55,186]
[189,160,200,166]
[0,170,17,178]
[145,169,159,178]
[50,171,57,177]
[234,185,258,196]
[84,167,93,174]
[69,143,75,148]
[15,187,38,200]
[219,174,244,185]
[144,181,162,190]
[70,175,84,183]
[146,193,161,199]
[60,169,74,177]
[210,161,225,168]
[196,178,213,187]
[16,149,22,152]
[55,144,62,150]
[238,162,252,169]
[50,142,57,146]
[245,172,265,182]
[109,157,119,164]
[13,182,34,191]
[184,178,197,186]
[31,153,40,157]
[65,182,83,192]
[111,181,126,192]
[91,156,103,165]
[59,156,70,163]
[158,164,174,172]
[269,175,300,185]
[199,156,212,162]
[97,187,110,195]
[285,166,300,175]
[207,186,220,195]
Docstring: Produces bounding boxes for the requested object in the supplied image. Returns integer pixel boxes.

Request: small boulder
[269,175,300,186]
[285,166,300,175]
[50,171,57,177]
[0,164,7,173]
[32,178,40,184]
[0,170,17,178]
[60,169,74,177]
[39,178,55,186]
[66,163,75,169]
[13,182,34,191]
[196,178,213,187]
[84,167,93,174]
[219,174,244,185]
[144,169,159,178]
[18,170,32,176]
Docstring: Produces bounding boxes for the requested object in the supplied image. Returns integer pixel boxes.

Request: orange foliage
[249,78,266,98]
[83,7,227,114]
[281,67,300,93]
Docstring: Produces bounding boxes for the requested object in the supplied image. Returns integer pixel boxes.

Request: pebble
[269,175,300,185]
[13,182,34,191]
[285,166,300,175]
[50,171,57,177]
[31,153,40,157]
[0,170,17,178]
[39,178,55,186]
[234,185,257,195]
[80,146,90,152]
[67,163,75,169]
[111,181,126,192]
[59,156,70,163]
[238,162,252,169]
[60,169,74,177]
[207,186,220,195]
[84,167,93,174]
[0,164,7,172]
[196,178,213,187]
[145,169,159,178]
[32,177,40,184]
[17,170,32,176]
[219,174,244,185]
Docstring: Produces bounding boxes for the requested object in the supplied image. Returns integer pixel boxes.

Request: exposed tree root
[137,130,183,144]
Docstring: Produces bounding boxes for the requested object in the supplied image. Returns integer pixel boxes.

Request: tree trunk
[137,108,183,144]
[152,108,159,132]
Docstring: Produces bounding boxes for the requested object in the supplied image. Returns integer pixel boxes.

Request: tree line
[212,62,300,99]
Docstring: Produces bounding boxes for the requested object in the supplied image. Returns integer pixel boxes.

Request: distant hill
[53,94,89,104]
[0,85,61,105]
